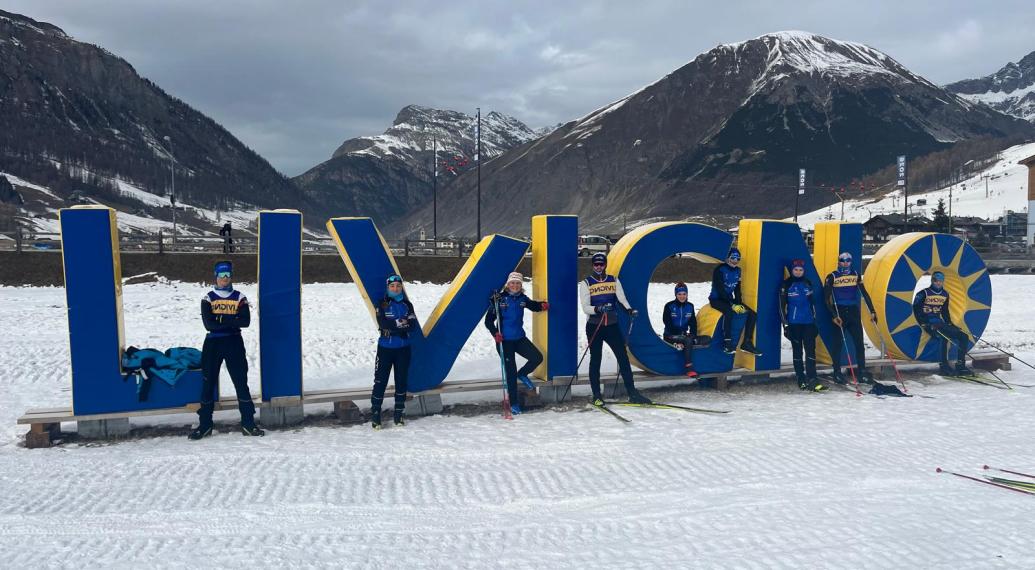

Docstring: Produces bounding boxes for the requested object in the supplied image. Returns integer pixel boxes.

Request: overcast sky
[6,1,1034,176]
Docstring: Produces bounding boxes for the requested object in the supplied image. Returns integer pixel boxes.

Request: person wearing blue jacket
[189,260,262,440]
[662,282,698,378]
[780,259,826,392]
[709,248,760,356]
[823,252,877,384]
[913,271,971,375]
[372,274,418,429]
[485,272,548,414]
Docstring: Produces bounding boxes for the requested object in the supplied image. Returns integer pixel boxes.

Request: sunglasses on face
[838,258,851,262]
[593,262,605,267]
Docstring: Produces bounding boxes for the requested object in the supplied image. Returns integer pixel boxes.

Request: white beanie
[507,272,523,284]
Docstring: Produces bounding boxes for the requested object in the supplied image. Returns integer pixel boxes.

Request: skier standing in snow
[579,253,651,405]
[780,259,825,391]
[823,252,877,383]
[371,274,418,429]
[485,272,548,415]
[189,260,263,440]
[708,248,761,355]
[662,282,699,377]
[913,271,972,375]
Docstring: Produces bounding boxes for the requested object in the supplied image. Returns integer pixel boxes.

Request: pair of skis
[589,400,731,423]
[937,465,1035,497]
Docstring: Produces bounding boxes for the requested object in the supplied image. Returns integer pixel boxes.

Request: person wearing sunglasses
[578,253,650,406]
[662,282,699,378]
[823,252,877,384]
[708,248,761,356]
[371,273,419,429]
[913,271,972,376]
[485,272,548,415]
[780,259,826,391]
[189,260,263,440]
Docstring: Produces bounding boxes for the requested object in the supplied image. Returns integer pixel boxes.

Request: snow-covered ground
[1,277,1034,568]
[797,141,1035,228]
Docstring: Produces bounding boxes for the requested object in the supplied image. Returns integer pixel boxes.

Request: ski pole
[880,338,908,394]
[972,337,1035,371]
[493,295,512,420]
[936,467,1035,496]
[560,316,605,403]
[984,465,1035,480]
[937,330,1011,390]
[832,304,861,397]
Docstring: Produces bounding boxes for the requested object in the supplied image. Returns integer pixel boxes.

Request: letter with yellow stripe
[531,215,577,379]
[327,218,529,392]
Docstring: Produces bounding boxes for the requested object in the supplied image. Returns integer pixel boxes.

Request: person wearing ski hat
[485,272,548,414]
[189,260,262,439]
[371,273,418,429]
[780,259,825,391]
[823,251,878,384]
[662,282,699,377]
[578,252,650,405]
[708,247,760,356]
[913,271,972,375]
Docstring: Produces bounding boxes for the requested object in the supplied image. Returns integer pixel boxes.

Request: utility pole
[432,136,438,239]
[163,135,176,243]
[476,107,482,241]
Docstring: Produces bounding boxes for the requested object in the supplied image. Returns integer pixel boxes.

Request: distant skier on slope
[484,272,548,415]
[708,248,761,356]
[823,252,877,384]
[913,271,972,376]
[661,282,699,378]
[189,260,263,440]
[578,253,651,406]
[780,259,826,391]
[371,274,418,429]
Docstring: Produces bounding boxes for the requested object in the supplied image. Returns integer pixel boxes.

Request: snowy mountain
[392,31,1035,237]
[296,105,539,229]
[0,10,299,235]
[947,50,1035,123]
[795,141,1035,228]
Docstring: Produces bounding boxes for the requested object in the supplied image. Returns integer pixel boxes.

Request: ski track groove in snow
[0,277,1034,567]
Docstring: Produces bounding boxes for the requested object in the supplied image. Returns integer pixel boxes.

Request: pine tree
[932,198,950,233]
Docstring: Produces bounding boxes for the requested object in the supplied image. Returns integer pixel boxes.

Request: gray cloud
[5,1,1033,176]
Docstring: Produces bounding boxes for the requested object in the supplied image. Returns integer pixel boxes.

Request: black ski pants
[710,299,757,343]
[784,323,818,382]
[498,337,543,405]
[663,334,695,367]
[373,345,411,416]
[831,305,867,373]
[587,322,636,399]
[198,334,254,428]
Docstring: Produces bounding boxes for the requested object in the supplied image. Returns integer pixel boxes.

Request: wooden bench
[18,350,1010,448]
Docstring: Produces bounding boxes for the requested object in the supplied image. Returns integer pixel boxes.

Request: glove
[395,318,409,329]
[490,290,502,302]
[596,303,614,314]
[732,304,747,314]
[540,301,549,311]
[782,323,790,339]
[832,316,843,327]
[870,312,878,324]
[493,332,503,345]
[628,308,639,318]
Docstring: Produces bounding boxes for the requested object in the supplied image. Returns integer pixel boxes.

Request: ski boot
[372,410,383,430]
[722,339,735,354]
[955,362,973,376]
[393,410,406,427]
[241,424,265,437]
[739,341,762,356]
[805,378,828,392]
[627,389,652,405]
[517,375,536,390]
[797,376,809,390]
[591,395,606,408]
[857,369,875,384]
[188,424,213,441]
[685,364,698,378]
[938,362,957,376]
[509,404,523,415]
[830,370,847,385]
